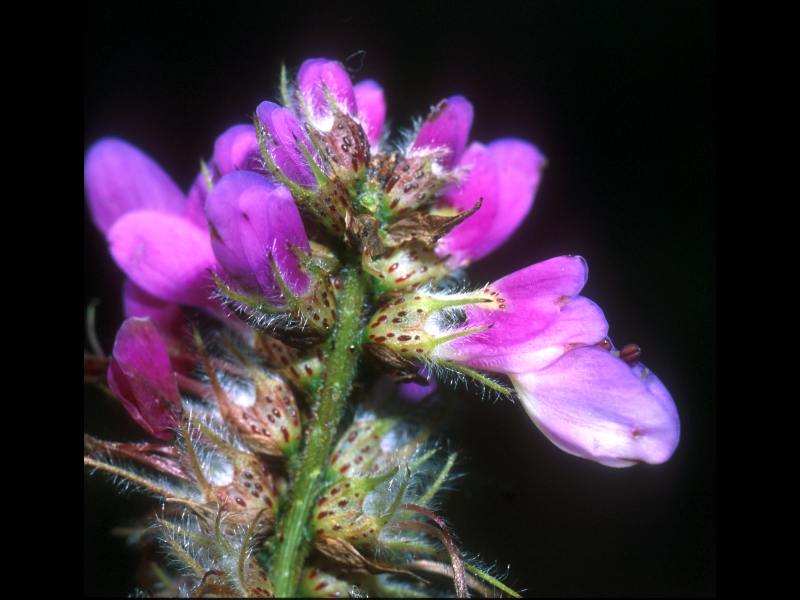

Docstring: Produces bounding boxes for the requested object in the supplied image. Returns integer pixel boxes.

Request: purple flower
[256,101,320,188]
[107,317,181,440]
[434,256,608,373]
[353,79,386,149]
[109,210,218,309]
[426,256,679,467]
[436,139,546,267]
[185,124,263,219]
[122,280,184,343]
[211,123,261,176]
[412,95,474,168]
[296,58,358,129]
[86,137,220,310]
[85,138,187,234]
[510,346,680,467]
[205,171,311,300]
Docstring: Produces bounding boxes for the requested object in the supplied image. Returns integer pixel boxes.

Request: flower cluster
[85,58,680,597]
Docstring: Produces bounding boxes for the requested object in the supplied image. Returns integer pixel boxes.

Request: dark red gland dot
[388,262,400,273]
[339,463,351,474]
[374,336,386,343]
[317,511,331,520]
[597,338,613,351]
[620,344,642,364]
[398,335,412,341]
[314,582,328,592]
[347,430,358,442]
[308,569,317,579]
[337,500,348,508]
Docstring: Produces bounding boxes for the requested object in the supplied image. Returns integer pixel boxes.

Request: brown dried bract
[384,199,483,248]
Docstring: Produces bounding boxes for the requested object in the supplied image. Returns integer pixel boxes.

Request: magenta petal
[297,58,357,127]
[205,172,310,298]
[123,280,184,341]
[108,317,181,439]
[412,95,474,167]
[109,210,217,308]
[511,346,680,467]
[440,295,608,374]
[353,79,386,147]
[480,139,546,257]
[85,138,185,235]
[183,172,211,231]
[256,101,318,187]
[464,255,591,344]
[398,378,437,403]
[435,143,499,265]
[213,124,261,175]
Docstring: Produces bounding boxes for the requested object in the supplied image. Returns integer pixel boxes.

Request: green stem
[270,263,366,597]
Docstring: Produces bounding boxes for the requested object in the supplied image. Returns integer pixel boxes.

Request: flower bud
[363,290,490,377]
[362,245,449,293]
[327,416,398,481]
[381,149,453,215]
[313,477,386,545]
[212,367,302,457]
[298,568,353,598]
[296,58,358,130]
[206,172,337,339]
[207,450,281,521]
[107,317,181,440]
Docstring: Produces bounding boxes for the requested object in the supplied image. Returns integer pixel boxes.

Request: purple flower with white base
[296,58,358,130]
[107,317,181,440]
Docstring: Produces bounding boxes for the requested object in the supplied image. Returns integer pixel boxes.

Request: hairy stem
[270,263,366,596]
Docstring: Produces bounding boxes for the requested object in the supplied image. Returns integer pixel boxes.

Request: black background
[84,1,715,596]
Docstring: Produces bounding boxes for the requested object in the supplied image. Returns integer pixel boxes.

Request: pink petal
[205,172,310,298]
[481,139,546,257]
[435,142,499,265]
[212,124,261,175]
[85,138,185,235]
[123,280,184,342]
[353,79,386,148]
[453,255,590,347]
[439,296,608,374]
[109,210,217,308]
[183,172,210,231]
[511,346,680,467]
[108,317,181,439]
[297,58,357,128]
[412,95,474,168]
[256,101,319,187]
